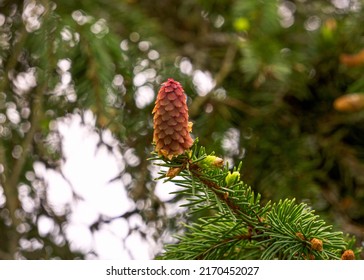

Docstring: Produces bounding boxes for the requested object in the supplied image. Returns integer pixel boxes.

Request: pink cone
[153,78,193,159]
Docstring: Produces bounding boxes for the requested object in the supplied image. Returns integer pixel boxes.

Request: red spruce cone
[152,78,193,159]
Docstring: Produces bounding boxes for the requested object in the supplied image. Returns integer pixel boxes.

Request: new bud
[225,171,240,186]
[198,155,224,169]
[310,238,323,252]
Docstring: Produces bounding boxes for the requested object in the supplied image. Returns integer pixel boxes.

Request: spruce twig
[151,79,356,260]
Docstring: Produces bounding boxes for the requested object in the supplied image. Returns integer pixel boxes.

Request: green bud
[225,171,240,186]
[198,155,224,169]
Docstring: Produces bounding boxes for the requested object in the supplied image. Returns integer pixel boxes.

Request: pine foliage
[152,141,350,260]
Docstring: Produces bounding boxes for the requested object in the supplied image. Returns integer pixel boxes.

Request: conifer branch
[151,79,357,260]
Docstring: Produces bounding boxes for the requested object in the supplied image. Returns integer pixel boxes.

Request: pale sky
[30,67,218,259]
[7,41,223,259]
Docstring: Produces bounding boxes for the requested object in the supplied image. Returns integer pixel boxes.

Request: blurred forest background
[1,0,364,259]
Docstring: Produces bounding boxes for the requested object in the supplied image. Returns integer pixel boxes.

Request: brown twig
[187,161,262,228]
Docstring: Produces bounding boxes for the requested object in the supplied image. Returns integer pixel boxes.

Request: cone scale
[152,78,193,159]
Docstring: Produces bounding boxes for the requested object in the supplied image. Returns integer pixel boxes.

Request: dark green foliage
[153,142,350,260]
